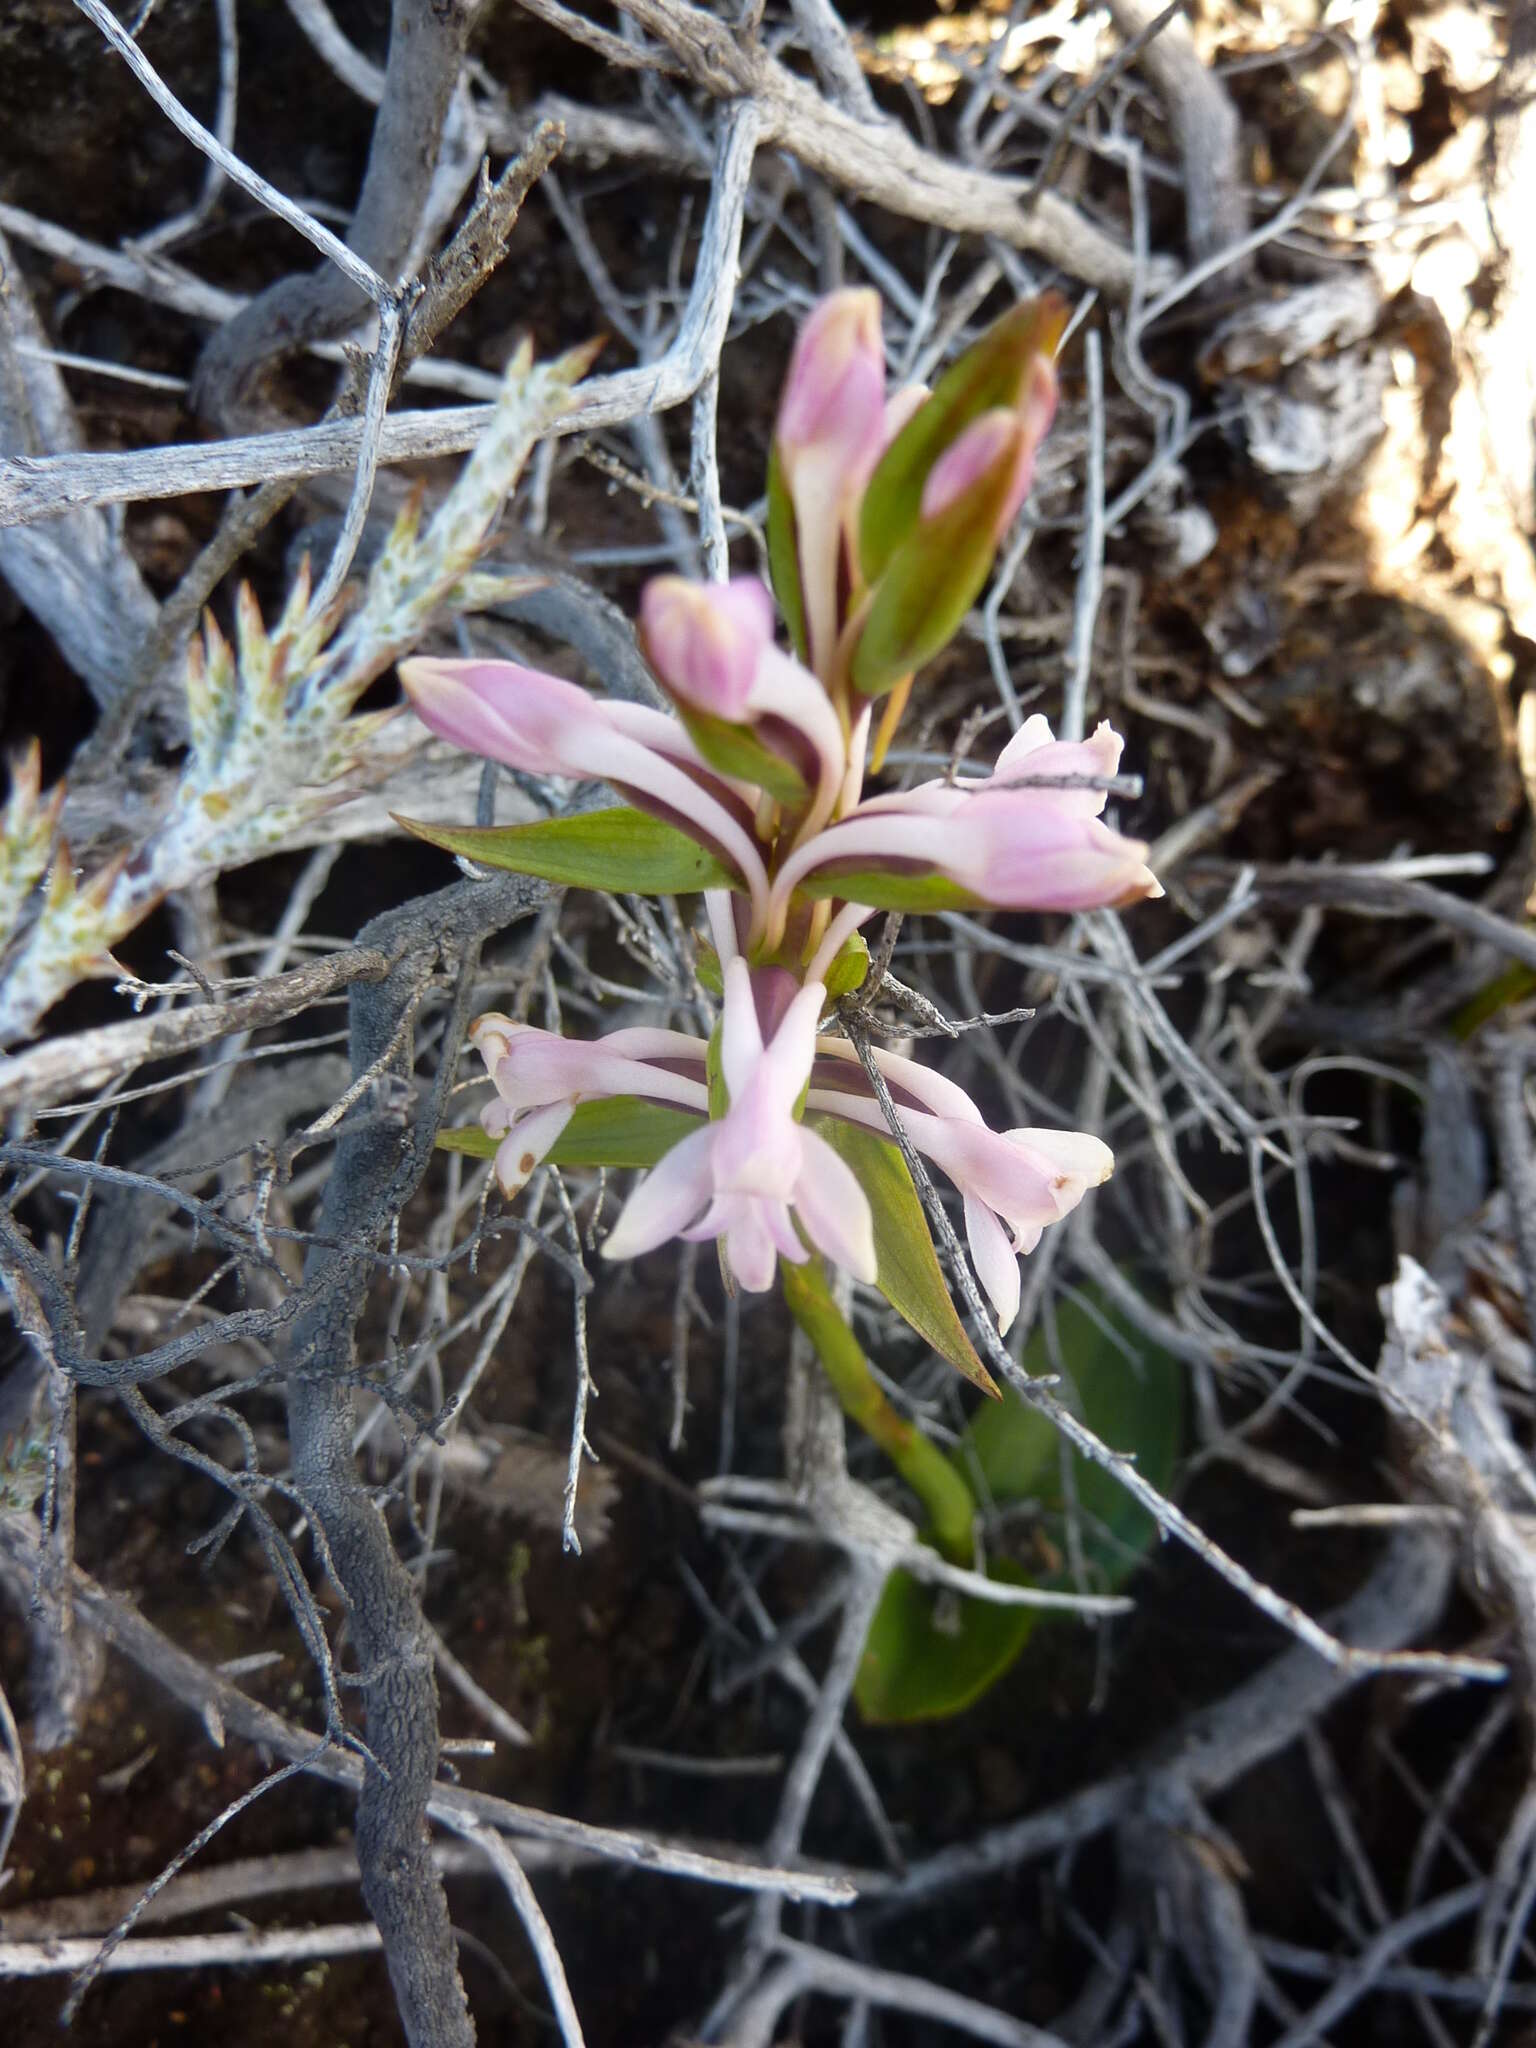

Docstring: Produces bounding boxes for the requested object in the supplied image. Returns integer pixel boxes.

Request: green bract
[673,702,809,809]
[765,441,809,666]
[849,436,1028,695]
[858,296,1067,586]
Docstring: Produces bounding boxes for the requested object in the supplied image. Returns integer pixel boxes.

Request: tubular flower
[771,714,1159,922]
[603,960,877,1291]
[805,1037,1111,1333]
[470,1010,709,1197]
[400,655,772,934]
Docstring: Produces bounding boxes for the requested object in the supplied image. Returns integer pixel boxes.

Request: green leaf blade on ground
[960,1285,1183,1582]
[854,1560,1036,1725]
[855,1281,1183,1725]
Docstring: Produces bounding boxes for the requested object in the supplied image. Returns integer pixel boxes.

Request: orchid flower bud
[638,575,850,831]
[918,370,1054,536]
[767,289,886,682]
[639,575,775,721]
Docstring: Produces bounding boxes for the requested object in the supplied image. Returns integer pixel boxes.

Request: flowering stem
[781,1259,976,1565]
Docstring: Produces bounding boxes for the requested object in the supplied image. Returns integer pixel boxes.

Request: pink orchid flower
[399,656,772,938]
[805,1035,1111,1332]
[602,960,877,1291]
[469,1011,709,1197]
[772,714,1159,927]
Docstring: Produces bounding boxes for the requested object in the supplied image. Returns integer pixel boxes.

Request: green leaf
[675,704,808,809]
[766,440,809,666]
[436,1096,702,1171]
[854,1560,1036,1724]
[811,1117,996,1396]
[858,296,1068,586]
[394,807,738,895]
[958,1285,1183,1582]
[792,864,977,915]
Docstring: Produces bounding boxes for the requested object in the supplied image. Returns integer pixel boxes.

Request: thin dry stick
[0,1923,386,1979]
[72,0,390,307]
[1060,324,1105,744]
[611,0,1150,292]
[435,1812,587,2048]
[0,103,759,529]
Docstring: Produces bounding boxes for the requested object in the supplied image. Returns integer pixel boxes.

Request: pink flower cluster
[401,291,1158,1324]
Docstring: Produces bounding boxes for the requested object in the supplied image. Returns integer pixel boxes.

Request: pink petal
[776,290,885,455]
[1001,1129,1113,1217]
[963,1191,1021,1334]
[709,1068,804,1198]
[752,648,849,815]
[722,1198,783,1293]
[492,1103,574,1197]
[811,1037,986,1126]
[759,1197,810,1267]
[968,804,1159,910]
[908,1113,1065,1236]
[601,1125,715,1262]
[991,718,1124,817]
[782,441,853,682]
[793,1127,878,1283]
[758,978,826,1114]
[1006,1127,1114,1184]
[399,657,591,774]
[918,409,1020,523]
[640,575,774,720]
[469,1010,517,1069]
[719,957,765,1100]
[492,1036,707,1118]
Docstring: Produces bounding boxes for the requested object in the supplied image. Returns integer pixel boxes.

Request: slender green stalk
[782,1260,976,1564]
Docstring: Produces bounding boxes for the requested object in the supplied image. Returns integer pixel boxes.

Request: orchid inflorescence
[402,290,1159,1345]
